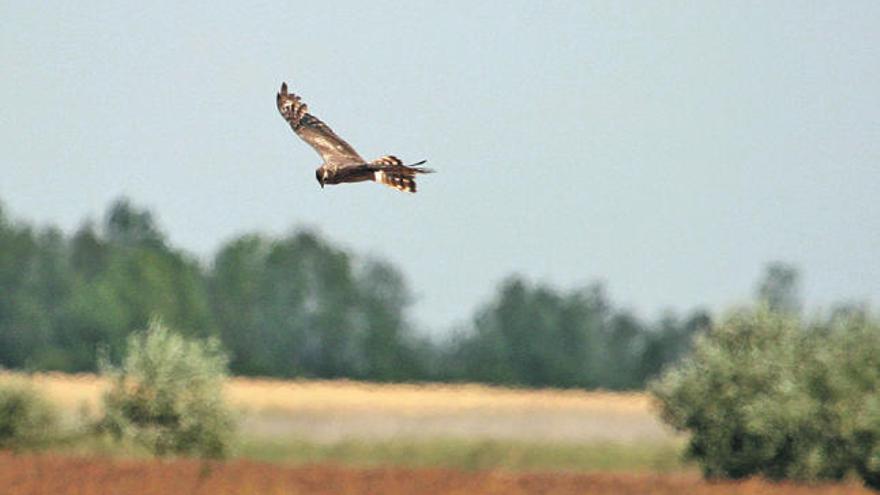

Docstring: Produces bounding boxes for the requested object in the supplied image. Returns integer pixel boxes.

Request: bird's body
[276,82,433,193]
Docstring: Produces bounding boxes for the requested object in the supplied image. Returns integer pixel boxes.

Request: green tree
[638,311,709,384]
[756,262,801,315]
[105,198,165,249]
[451,277,613,389]
[803,315,880,489]
[652,308,880,488]
[652,309,810,479]
[355,260,423,381]
[0,205,76,369]
[209,234,270,374]
[59,199,214,368]
[70,222,109,280]
[255,231,362,377]
[209,230,422,380]
[20,228,78,369]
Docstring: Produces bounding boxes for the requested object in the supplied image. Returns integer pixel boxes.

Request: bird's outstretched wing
[276,82,364,166]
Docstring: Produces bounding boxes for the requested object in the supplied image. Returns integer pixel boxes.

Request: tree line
[1,197,808,389]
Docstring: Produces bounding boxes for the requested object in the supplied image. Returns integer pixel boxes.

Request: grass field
[3,371,683,471]
[2,371,684,472]
[6,372,673,443]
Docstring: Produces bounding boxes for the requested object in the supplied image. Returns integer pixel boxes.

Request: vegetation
[444,278,708,389]
[0,196,706,390]
[3,370,682,472]
[4,195,880,489]
[98,320,236,458]
[35,433,682,473]
[652,308,880,489]
[0,378,59,450]
[237,436,684,472]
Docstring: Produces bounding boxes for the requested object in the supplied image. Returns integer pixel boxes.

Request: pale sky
[2,1,878,332]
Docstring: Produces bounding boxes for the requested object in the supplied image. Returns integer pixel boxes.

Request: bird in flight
[276,83,433,193]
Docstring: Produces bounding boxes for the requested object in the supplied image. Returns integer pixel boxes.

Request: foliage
[0,198,213,373]
[807,313,880,490]
[99,320,236,458]
[445,277,707,389]
[652,308,880,489]
[0,195,722,389]
[208,231,425,380]
[757,261,802,315]
[0,378,59,450]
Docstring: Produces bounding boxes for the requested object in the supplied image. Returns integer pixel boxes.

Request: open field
[1,452,874,495]
[2,371,688,473]
[235,437,683,472]
[6,372,674,444]
[3,372,877,493]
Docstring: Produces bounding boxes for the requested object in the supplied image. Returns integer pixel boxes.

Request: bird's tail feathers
[370,155,433,193]
[370,155,434,173]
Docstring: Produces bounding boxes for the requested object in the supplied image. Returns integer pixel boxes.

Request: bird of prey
[276,82,433,193]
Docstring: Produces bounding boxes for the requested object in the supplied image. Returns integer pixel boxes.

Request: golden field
[8,371,652,414]
[4,372,672,443]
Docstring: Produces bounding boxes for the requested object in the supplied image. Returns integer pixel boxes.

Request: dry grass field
[3,372,672,444]
[1,371,685,473]
[1,452,873,495]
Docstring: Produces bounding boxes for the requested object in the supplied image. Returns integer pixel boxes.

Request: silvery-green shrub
[652,308,880,489]
[99,320,236,458]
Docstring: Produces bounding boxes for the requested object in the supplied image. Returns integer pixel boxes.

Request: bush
[651,308,880,489]
[808,314,880,490]
[99,320,237,458]
[0,379,59,450]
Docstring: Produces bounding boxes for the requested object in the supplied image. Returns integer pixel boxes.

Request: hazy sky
[2,1,878,331]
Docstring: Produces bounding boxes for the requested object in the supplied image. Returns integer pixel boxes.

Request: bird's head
[315,168,325,189]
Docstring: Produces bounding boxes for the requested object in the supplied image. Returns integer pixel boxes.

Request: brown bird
[276,82,433,193]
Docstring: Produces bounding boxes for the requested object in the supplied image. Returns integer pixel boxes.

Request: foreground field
[1,452,873,495]
[3,373,876,493]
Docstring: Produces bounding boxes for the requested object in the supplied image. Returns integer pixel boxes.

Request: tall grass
[0,378,59,450]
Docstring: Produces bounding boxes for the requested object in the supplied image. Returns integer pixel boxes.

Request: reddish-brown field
[1,452,873,495]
